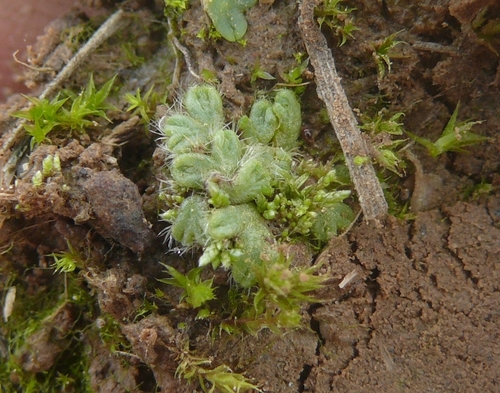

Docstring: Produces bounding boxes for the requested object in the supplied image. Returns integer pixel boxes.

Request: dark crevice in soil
[380,0,391,19]
[366,267,381,301]
[404,245,412,260]
[308,303,325,356]
[413,67,442,100]
[349,239,358,254]
[136,363,157,392]
[448,249,480,288]
[297,364,313,393]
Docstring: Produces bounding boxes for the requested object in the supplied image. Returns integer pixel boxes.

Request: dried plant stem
[298,0,387,221]
[0,9,128,189]
[167,17,200,83]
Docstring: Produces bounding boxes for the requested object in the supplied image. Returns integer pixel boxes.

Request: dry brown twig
[298,0,388,221]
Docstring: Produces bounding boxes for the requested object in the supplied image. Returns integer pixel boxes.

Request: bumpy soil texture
[1,0,500,392]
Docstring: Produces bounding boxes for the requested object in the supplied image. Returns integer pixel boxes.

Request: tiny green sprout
[32,154,63,186]
[124,85,158,124]
[54,373,76,391]
[315,0,359,46]
[251,61,275,83]
[361,111,405,135]
[42,154,62,178]
[235,253,327,334]
[60,74,116,129]
[201,69,219,83]
[97,314,132,353]
[354,155,369,165]
[281,54,310,93]
[13,75,116,148]
[197,24,224,42]
[464,179,494,200]
[202,0,257,42]
[133,299,158,322]
[49,240,85,273]
[121,42,145,67]
[471,7,500,55]
[360,111,407,175]
[176,347,260,393]
[372,30,405,78]
[13,95,68,147]
[158,264,215,308]
[32,170,44,187]
[407,103,488,157]
[164,0,188,13]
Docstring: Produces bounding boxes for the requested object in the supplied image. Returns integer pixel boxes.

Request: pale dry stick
[298,0,388,221]
[0,9,129,189]
[167,17,200,81]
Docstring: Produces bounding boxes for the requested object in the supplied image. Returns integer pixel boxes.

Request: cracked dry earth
[307,202,500,392]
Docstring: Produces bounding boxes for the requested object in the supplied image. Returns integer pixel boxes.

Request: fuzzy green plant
[202,0,257,42]
[158,85,353,291]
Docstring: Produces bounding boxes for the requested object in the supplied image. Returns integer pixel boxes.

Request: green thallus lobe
[159,85,353,287]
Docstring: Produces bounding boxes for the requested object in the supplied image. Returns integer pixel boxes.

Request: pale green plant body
[158,85,353,291]
[155,85,357,390]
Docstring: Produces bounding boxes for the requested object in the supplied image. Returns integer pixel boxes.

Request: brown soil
[1,0,499,392]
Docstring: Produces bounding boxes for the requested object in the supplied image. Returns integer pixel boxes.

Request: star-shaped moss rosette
[158,85,354,288]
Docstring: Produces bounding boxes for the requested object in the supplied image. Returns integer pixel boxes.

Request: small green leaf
[159,265,215,308]
[239,99,278,145]
[171,153,215,189]
[272,89,302,150]
[170,196,209,245]
[202,0,257,42]
[162,114,210,154]
[183,84,224,129]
